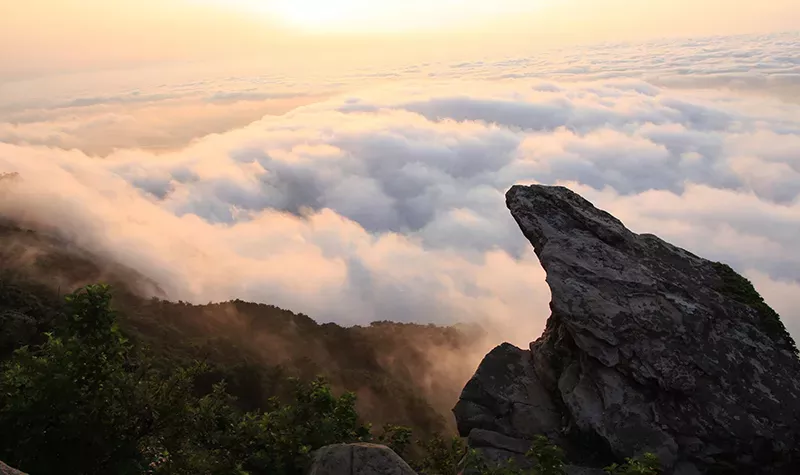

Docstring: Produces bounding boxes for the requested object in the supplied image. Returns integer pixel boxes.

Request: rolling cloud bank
[1,32,799,346]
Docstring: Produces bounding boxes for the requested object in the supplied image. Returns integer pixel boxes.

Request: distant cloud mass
[1,32,800,346]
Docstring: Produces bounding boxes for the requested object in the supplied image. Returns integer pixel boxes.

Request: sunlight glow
[272,0,375,30]
[225,0,543,32]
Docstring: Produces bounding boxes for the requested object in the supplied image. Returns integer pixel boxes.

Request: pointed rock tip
[505,183,575,200]
[506,183,630,253]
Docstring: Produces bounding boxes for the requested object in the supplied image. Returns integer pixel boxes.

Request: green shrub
[456,435,565,475]
[378,424,414,460]
[604,453,661,475]
[0,285,370,475]
[414,434,467,474]
[528,435,566,475]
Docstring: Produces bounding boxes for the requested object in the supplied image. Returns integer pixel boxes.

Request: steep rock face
[308,443,417,475]
[454,343,562,441]
[454,184,800,474]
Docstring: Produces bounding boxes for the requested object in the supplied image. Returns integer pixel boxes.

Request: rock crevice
[454,184,800,474]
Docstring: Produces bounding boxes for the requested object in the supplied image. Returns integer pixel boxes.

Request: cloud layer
[1,32,800,345]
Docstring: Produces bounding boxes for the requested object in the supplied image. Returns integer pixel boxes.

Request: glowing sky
[2,0,798,76]
[229,0,543,32]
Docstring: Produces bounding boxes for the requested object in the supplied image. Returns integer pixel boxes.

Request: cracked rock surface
[454,184,800,474]
[309,443,417,475]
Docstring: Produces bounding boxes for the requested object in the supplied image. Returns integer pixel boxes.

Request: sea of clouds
[1,32,799,345]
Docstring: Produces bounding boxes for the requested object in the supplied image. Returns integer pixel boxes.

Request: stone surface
[309,443,417,475]
[0,461,26,475]
[454,184,800,474]
[454,343,562,441]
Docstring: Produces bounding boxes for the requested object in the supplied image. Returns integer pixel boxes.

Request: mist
[1,34,800,420]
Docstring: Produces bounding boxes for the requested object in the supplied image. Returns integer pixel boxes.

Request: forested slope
[0,222,486,438]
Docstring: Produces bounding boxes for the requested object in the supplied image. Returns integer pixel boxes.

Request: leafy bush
[378,424,414,460]
[0,285,370,475]
[414,434,467,475]
[604,453,661,475]
[0,284,164,474]
[528,435,566,475]
[455,435,565,475]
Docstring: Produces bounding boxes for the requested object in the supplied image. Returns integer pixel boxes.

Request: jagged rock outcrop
[454,184,800,474]
[308,443,417,475]
[0,460,26,475]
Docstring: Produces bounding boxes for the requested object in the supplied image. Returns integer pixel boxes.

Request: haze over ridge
[1,16,799,347]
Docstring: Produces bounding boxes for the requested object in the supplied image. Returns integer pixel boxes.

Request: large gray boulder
[454,184,800,474]
[308,443,417,475]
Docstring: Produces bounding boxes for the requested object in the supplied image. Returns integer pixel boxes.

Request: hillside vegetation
[1,223,627,475]
[0,223,487,470]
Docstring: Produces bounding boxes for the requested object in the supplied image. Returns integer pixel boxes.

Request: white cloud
[1,32,800,346]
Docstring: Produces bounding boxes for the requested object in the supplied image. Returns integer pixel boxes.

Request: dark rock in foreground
[455,184,800,474]
[309,443,417,475]
[0,461,25,475]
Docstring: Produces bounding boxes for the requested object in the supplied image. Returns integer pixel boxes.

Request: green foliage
[465,449,528,475]
[125,296,466,438]
[0,285,371,475]
[0,284,158,474]
[604,453,661,475]
[418,436,653,475]
[414,434,467,475]
[378,424,414,460]
[227,378,371,475]
[452,435,565,475]
[712,262,798,356]
[527,435,566,475]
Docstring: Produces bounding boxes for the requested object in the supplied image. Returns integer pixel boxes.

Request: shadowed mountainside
[0,220,488,439]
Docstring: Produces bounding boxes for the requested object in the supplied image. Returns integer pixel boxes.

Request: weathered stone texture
[455,184,800,474]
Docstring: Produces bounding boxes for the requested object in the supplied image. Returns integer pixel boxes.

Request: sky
[1,1,800,347]
[2,0,799,76]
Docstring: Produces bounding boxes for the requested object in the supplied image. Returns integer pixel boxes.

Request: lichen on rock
[308,443,418,475]
[454,184,800,474]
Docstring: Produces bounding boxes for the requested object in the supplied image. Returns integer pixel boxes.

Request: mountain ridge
[0,220,487,439]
